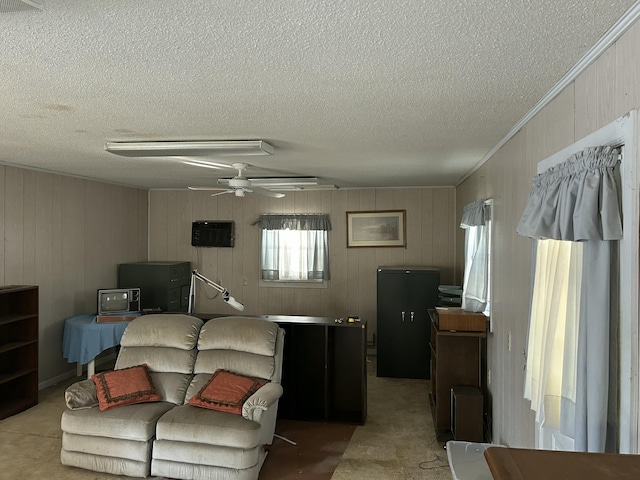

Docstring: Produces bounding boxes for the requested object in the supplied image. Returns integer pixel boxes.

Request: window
[460,199,492,317]
[251,214,330,285]
[517,144,623,452]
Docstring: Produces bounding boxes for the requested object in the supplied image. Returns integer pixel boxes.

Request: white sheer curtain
[460,199,491,313]
[524,239,583,450]
[251,214,330,281]
[517,146,621,452]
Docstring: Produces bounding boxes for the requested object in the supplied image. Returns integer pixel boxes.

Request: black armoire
[376,267,440,379]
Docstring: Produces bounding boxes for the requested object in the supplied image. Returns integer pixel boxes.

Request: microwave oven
[97,288,141,315]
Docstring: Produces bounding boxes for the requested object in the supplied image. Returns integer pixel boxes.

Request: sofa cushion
[149,372,193,405]
[193,350,275,380]
[198,317,279,356]
[119,314,203,349]
[188,369,266,414]
[153,439,259,469]
[156,404,262,449]
[92,364,160,411]
[152,458,261,480]
[116,346,198,374]
[62,432,151,462]
[61,450,150,478]
[61,402,175,441]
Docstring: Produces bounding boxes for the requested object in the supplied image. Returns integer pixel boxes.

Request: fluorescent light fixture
[104,140,274,157]
[180,159,228,169]
[182,161,223,169]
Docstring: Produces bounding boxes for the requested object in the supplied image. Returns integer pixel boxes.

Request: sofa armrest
[64,379,98,410]
[242,382,283,422]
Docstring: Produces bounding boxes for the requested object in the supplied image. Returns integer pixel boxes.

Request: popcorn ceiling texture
[0,0,635,189]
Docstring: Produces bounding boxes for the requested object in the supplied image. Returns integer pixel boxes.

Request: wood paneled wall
[0,166,148,384]
[457,19,640,448]
[149,187,456,341]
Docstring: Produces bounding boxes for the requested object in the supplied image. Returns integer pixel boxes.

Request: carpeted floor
[331,358,453,479]
[0,358,453,479]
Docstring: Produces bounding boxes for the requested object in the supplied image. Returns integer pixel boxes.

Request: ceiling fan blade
[188,186,229,191]
[250,186,285,198]
[210,190,234,197]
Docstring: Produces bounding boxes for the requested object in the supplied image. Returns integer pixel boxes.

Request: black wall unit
[269,315,367,424]
[376,267,440,379]
[191,221,234,247]
[118,261,191,312]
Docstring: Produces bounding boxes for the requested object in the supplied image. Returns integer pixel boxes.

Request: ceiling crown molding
[458,1,640,186]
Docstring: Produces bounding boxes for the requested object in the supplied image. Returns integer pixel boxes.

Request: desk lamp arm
[188,269,245,313]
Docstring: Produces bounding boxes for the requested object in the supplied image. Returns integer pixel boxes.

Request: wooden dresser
[428,308,486,439]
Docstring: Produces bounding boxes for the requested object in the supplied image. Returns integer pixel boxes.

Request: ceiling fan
[188,162,286,198]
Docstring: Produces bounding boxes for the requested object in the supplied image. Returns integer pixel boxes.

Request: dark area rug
[259,419,356,480]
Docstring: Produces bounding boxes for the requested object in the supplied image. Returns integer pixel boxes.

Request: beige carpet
[331,358,453,480]
[0,358,453,479]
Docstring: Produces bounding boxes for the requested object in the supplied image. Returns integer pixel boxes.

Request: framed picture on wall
[346,210,406,248]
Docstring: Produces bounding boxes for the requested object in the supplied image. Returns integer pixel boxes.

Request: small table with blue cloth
[62,313,133,378]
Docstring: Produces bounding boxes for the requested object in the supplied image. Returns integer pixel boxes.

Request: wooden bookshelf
[0,285,38,419]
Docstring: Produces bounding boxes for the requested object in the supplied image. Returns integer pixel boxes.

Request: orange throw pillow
[189,369,266,414]
[91,364,160,411]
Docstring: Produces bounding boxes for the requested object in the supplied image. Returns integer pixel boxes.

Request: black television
[191,221,234,247]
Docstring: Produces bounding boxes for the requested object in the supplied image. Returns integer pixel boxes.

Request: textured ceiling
[0,0,637,190]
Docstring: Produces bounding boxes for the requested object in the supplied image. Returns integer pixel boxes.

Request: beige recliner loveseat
[60,314,285,480]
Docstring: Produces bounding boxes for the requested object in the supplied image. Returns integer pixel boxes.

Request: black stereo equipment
[191,221,234,247]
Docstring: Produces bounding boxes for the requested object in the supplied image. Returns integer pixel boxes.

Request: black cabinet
[266,315,367,424]
[376,267,440,379]
[118,261,191,312]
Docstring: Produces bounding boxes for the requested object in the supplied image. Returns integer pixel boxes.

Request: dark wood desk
[262,315,367,425]
[484,447,640,479]
[195,313,368,424]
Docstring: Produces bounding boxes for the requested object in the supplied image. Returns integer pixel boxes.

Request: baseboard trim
[38,352,118,390]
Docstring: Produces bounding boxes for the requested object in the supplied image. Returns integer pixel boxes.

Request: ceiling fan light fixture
[249,177,320,187]
[266,184,338,191]
[104,140,274,157]
[218,177,321,187]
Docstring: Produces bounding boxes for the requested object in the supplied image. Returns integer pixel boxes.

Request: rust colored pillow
[189,369,266,414]
[91,364,160,411]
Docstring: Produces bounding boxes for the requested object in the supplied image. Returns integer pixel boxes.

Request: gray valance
[516,146,622,241]
[460,199,491,228]
[251,214,331,231]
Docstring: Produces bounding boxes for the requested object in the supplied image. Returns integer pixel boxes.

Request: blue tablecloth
[62,313,131,365]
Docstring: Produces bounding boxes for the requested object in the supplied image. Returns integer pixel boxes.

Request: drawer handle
[401,311,405,322]
[410,311,415,322]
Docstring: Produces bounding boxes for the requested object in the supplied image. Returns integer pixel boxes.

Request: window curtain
[517,146,621,453]
[251,214,331,281]
[460,200,491,313]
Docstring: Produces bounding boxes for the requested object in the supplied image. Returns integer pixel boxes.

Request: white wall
[148,187,457,343]
[0,166,148,383]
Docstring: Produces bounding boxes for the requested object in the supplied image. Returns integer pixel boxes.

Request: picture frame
[346,210,406,248]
